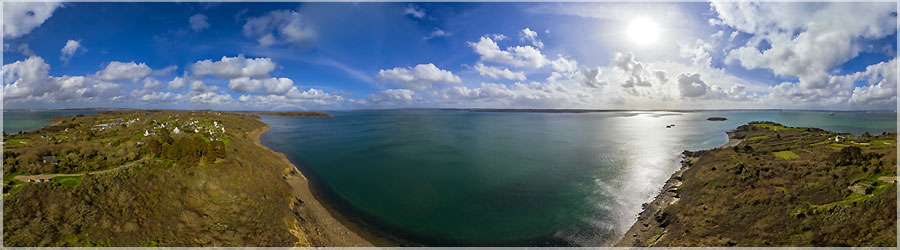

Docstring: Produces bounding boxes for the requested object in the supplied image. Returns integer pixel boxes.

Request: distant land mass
[617,122,897,247]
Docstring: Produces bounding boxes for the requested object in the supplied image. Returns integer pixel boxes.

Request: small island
[617,121,896,247]
[706,117,727,121]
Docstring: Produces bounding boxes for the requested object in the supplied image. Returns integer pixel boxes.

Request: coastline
[250,125,388,246]
[615,131,740,246]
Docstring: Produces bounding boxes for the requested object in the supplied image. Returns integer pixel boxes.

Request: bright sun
[627,17,660,46]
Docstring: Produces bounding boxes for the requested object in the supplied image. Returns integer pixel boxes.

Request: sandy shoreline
[251,125,384,247]
[615,131,741,246]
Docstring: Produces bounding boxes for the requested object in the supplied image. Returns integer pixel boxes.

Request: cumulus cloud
[677,73,708,98]
[229,77,294,94]
[243,10,317,49]
[142,77,163,90]
[404,4,426,19]
[577,67,606,88]
[424,28,450,40]
[189,80,218,93]
[190,91,233,105]
[60,40,83,63]
[376,63,462,90]
[713,1,897,101]
[191,55,276,79]
[3,2,62,38]
[96,61,152,82]
[168,77,187,90]
[3,56,124,103]
[437,81,591,107]
[189,14,210,31]
[848,59,897,106]
[474,63,526,81]
[365,89,416,105]
[519,28,544,48]
[152,65,178,76]
[612,52,667,88]
[468,36,548,68]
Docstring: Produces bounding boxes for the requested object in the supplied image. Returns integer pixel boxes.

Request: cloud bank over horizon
[3,2,897,111]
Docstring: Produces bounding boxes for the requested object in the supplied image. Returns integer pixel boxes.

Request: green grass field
[51,176,82,188]
[748,135,769,141]
[774,150,800,160]
[753,123,800,131]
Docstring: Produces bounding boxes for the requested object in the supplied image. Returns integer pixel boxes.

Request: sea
[258,110,897,246]
[2,109,100,134]
[4,109,895,246]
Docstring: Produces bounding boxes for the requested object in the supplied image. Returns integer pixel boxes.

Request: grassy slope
[3,111,313,246]
[620,121,896,247]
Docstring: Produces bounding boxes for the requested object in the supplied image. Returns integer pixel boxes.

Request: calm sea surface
[4,110,895,246]
[2,110,100,134]
[259,110,896,246]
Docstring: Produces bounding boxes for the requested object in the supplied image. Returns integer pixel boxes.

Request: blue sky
[3,1,897,110]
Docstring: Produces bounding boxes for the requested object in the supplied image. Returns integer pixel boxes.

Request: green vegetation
[51,176,82,188]
[752,123,800,131]
[748,135,769,141]
[774,150,799,160]
[620,121,896,247]
[3,110,326,246]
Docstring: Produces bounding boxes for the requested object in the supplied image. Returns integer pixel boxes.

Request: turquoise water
[2,110,100,134]
[259,110,896,246]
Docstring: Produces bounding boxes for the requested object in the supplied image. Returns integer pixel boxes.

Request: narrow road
[14,161,138,183]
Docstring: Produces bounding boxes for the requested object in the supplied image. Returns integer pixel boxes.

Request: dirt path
[14,161,135,183]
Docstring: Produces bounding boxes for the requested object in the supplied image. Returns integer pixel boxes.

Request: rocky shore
[615,150,703,247]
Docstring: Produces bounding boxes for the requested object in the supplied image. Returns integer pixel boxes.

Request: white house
[173,127,181,134]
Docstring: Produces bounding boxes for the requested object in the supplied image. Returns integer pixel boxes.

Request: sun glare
[627,17,660,46]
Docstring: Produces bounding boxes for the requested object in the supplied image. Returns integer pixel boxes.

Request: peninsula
[2,110,369,246]
[617,121,897,247]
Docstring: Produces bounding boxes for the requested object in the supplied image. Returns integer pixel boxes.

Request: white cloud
[468,36,548,68]
[3,2,62,38]
[60,40,82,63]
[168,77,187,90]
[473,63,526,81]
[3,56,127,104]
[376,63,462,90]
[228,77,295,95]
[142,77,163,90]
[191,55,276,79]
[519,28,544,48]
[848,59,897,106]
[152,65,178,76]
[404,4,426,19]
[424,28,450,40]
[577,67,606,89]
[677,73,708,98]
[612,52,666,88]
[190,80,218,93]
[96,61,152,82]
[239,87,344,107]
[437,81,592,108]
[190,91,233,105]
[365,89,416,105]
[243,10,317,49]
[713,1,896,100]
[228,77,262,93]
[189,14,210,31]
